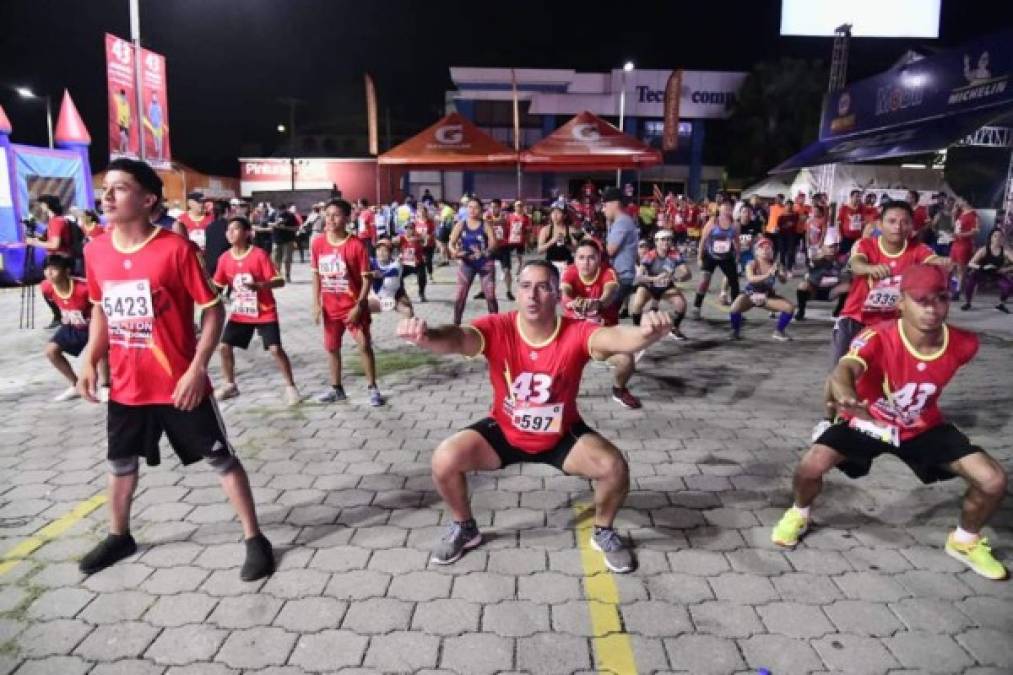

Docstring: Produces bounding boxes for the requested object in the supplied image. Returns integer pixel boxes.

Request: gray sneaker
[314,386,347,403]
[590,527,635,573]
[430,520,482,565]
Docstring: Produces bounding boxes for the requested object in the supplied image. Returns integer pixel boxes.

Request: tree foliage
[725,58,828,184]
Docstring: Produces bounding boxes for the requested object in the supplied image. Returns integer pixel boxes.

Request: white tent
[743,164,950,205]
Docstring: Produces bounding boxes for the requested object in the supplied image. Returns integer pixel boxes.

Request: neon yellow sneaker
[771,507,809,548]
[945,535,1009,580]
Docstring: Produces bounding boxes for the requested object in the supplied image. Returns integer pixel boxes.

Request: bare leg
[431,430,502,521]
[328,350,342,388]
[45,343,77,385]
[352,330,377,388]
[948,452,1008,533]
[219,463,260,539]
[610,353,634,389]
[108,472,139,535]
[561,433,630,528]
[219,344,237,384]
[267,345,295,386]
[792,444,847,508]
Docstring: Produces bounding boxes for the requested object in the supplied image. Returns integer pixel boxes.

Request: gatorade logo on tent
[434,125,464,145]
[571,124,601,142]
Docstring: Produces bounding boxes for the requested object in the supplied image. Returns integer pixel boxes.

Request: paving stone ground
[0,254,1010,675]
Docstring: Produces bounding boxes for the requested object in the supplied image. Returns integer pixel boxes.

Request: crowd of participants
[19,158,1011,582]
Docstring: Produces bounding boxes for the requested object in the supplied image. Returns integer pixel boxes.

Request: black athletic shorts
[51,325,89,357]
[108,398,235,468]
[221,320,282,350]
[817,421,980,484]
[638,284,679,301]
[465,416,598,473]
[492,247,513,270]
[831,316,865,367]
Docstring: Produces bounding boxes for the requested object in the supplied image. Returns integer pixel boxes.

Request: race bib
[712,239,731,255]
[402,249,416,266]
[864,275,901,312]
[511,403,564,434]
[188,229,206,249]
[62,310,87,327]
[750,292,768,306]
[318,254,348,294]
[102,279,154,323]
[380,296,396,312]
[849,417,900,447]
[510,222,524,243]
[739,234,753,248]
[818,275,840,288]
[493,225,505,240]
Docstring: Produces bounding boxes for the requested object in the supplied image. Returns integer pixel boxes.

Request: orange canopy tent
[520,111,662,172]
[378,112,517,169]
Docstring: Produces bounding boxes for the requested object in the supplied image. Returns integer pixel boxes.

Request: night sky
[1,0,1011,176]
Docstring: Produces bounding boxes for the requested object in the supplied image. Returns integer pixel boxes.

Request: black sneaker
[79,533,137,575]
[474,292,485,300]
[419,296,427,303]
[240,533,275,581]
[506,291,515,301]
[795,312,806,321]
[961,302,972,311]
[998,303,1010,314]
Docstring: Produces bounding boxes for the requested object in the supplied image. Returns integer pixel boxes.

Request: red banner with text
[139,47,172,167]
[105,33,140,161]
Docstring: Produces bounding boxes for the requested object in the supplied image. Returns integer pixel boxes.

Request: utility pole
[129,0,145,160]
[278,97,303,192]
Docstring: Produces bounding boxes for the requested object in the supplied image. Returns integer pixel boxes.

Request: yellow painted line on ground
[0,494,106,576]
[573,503,638,675]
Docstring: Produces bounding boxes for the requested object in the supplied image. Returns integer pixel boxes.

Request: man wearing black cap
[604,187,639,315]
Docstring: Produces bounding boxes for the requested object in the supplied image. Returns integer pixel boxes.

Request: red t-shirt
[912,205,929,233]
[863,205,881,224]
[837,204,867,240]
[955,209,978,238]
[840,237,937,325]
[414,219,435,248]
[178,212,213,250]
[624,203,639,220]
[469,312,602,454]
[213,246,282,324]
[356,210,376,242]
[311,233,371,319]
[486,211,508,242]
[507,214,531,246]
[40,278,91,329]
[85,228,220,406]
[561,264,620,326]
[841,321,978,442]
[398,234,426,268]
[45,216,73,257]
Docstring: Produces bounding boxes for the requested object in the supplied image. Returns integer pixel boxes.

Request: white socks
[792,504,811,519]
[952,526,979,544]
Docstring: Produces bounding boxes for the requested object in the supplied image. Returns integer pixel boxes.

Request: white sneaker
[53,386,80,402]
[771,332,792,342]
[98,386,110,403]
[283,385,301,407]
[215,382,240,401]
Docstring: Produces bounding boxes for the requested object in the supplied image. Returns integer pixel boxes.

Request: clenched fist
[398,316,430,346]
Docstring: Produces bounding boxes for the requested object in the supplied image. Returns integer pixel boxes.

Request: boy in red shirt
[311,199,384,406]
[836,190,868,256]
[772,264,1007,580]
[398,260,673,573]
[77,159,274,581]
[40,255,103,401]
[398,220,428,302]
[175,191,213,251]
[213,216,300,406]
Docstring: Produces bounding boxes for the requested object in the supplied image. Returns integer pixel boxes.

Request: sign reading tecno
[620,70,748,119]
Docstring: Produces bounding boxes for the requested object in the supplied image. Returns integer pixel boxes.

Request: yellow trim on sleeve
[462,325,485,359]
[196,296,222,310]
[840,353,867,370]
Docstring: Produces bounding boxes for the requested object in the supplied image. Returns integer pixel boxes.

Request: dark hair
[491,198,502,207]
[467,196,483,207]
[881,200,914,220]
[82,209,100,224]
[575,239,602,255]
[228,216,252,230]
[360,198,370,207]
[213,200,228,218]
[850,189,861,197]
[105,158,164,200]
[519,259,560,288]
[325,198,352,216]
[43,254,72,271]
[36,194,63,215]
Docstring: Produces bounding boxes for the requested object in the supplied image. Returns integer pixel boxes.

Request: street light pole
[617,61,634,187]
[43,94,52,149]
[129,0,145,160]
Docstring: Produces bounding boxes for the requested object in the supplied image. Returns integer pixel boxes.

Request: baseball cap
[601,187,623,204]
[229,198,241,206]
[187,191,204,202]
[900,264,948,300]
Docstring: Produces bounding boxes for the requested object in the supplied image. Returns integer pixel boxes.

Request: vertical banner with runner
[139,47,171,167]
[662,69,683,152]
[365,73,379,156]
[105,33,140,160]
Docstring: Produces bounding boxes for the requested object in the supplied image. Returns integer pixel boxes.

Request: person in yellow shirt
[115,89,132,153]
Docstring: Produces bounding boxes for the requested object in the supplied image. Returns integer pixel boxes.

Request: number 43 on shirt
[507,372,563,434]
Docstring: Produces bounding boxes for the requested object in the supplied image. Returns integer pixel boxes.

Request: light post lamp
[16,87,53,148]
[617,60,634,187]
